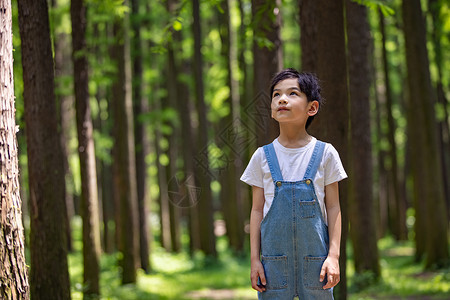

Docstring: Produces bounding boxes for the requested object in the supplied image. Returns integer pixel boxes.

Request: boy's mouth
[277,107,289,112]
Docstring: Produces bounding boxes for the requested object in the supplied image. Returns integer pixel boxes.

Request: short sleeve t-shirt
[240,137,347,224]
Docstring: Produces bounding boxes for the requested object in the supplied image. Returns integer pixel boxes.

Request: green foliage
[351,0,395,16]
[348,237,450,299]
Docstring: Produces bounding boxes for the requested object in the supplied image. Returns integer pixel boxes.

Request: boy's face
[271,78,318,126]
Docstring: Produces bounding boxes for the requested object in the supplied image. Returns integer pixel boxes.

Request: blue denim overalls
[259,141,333,300]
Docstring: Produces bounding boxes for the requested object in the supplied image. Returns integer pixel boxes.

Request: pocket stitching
[261,255,288,290]
[303,256,327,290]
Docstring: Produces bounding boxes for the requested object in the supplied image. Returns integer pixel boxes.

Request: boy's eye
[273,92,280,97]
[290,92,297,96]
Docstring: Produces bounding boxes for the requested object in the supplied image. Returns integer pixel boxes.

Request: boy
[241,68,347,299]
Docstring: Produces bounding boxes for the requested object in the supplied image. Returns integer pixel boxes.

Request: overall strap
[263,143,283,182]
[303,140,326,180]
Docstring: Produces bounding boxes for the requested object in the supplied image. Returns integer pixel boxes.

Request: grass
[68,218,450,299]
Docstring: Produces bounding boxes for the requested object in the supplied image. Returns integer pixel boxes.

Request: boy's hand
[320,255,340,289]
[250,259,266,292]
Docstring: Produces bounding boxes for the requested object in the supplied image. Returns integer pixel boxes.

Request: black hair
[270,68,323,129]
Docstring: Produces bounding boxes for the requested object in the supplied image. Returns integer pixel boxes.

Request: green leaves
[352,0,395,16]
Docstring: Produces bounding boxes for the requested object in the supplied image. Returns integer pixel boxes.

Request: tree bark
[111,1,140,282]
[0,0,30,297]
[51,0,75,252]
[428,0,450,219]
[378,8,408,241]
[300,0,349,298]
[71,0,102,295]
[218,0,245,252]
[192,0,216,257]
[251,0,282,147]
[131,0,151,271]
[346,0,380,278]
[299,0,317,72]
[18,0,72,298]
[402,0,449,268]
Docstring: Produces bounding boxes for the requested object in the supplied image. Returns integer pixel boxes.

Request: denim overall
[259,141,333,300]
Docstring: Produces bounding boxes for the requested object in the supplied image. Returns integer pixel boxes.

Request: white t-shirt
[240,137,347,224]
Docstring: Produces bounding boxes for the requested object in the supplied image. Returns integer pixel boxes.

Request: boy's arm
[250,186,266,292]
[320,181,341,289]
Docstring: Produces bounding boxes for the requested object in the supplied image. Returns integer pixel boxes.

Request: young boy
[241,68,347,299]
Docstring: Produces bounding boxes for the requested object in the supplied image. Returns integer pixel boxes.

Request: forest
[0,0,449,299]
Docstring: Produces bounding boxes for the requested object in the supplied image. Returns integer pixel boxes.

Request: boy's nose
[278,96,287,104]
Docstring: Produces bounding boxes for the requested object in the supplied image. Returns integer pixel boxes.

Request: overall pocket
[261,255,288,290]
[299,200,316,218]
[303,256,327,290]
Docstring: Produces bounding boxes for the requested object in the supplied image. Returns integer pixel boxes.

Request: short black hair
[270,68,322,129]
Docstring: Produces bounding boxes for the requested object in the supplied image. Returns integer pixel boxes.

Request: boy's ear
[307,100,319,116]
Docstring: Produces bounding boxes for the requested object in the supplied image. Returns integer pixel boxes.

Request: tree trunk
[251,0,282,147]
[0,0,30,297]
[18,0,72,298]
[71,0,102,295]
[299,0,317,72]
[131,0,151,272]
[378,8,408,241]
[192,0,217,257]
[51,0,75,252]
[111,1,140,282]
[153,98,172,251]
[402,0,449,269]
[300,0,349,298]
[346,0,380,278]
[164,0,182,252]
[428,0,450,219]
[218,0,245,252]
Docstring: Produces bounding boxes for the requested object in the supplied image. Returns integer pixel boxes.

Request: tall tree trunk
[299,0,317,72]
[131,0,151,272]
[192,0,216,257]
[402,0,449,269]
[251,0,282,147]
[378,8,408,241]
[165,0,182,252]
[164,0,182,252]
[218,0,245,252]
[111,1,140,282]
[0,0,30,297]
[301,0,349,298]
[51,0,75,252]
[237,0,252,227]
[428,0,450,218]
[18,0,72,298]
[71,0,101,295]
[153,98,172,251]
[346,0,380,278]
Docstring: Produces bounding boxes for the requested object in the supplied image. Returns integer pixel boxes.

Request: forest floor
[68,218,450,300]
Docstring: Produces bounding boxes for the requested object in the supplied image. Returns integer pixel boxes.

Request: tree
[71,0,102,295]
[378,8,408,241]
[251,0,282,147]
[428,0,450,218]
[300,0,349,298]
[111,0,140,283]
[0,0,29,298]
[131,0,151,271]
[51,0,76,253]
[18,0,72,298]
[218,0,245,252]
[402,0,449,268]
[346,0,380,279]
[192,0,216,257]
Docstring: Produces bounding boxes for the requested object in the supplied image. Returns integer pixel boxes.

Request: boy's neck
[277,124,312,148]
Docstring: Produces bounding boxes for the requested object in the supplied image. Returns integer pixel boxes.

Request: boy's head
[270,68,322,129]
